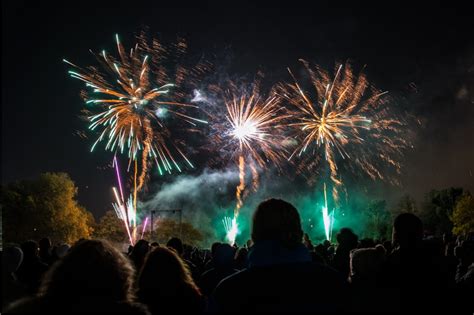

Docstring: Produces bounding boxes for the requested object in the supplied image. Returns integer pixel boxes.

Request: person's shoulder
[200,267,215,278]
[113,301,150,314]
[4,296,42,313]
[211,269,249,311]
[214,268,249,291]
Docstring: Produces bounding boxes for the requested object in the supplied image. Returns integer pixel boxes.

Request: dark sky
[2,1,473,218]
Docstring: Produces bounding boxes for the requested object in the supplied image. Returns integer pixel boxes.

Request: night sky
[2,1,473,219]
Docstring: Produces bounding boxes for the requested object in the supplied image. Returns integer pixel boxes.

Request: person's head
[383,240,393,254]
[234,247,248,269]
[443,232,454,244]
[358,238,375,249]
[39,238,52,252]
[138,247,200,294]
[392,213,423,249]
[39,239,136,302]
[349,248,385,283]
[150,242,160,248]
[211,242,222,258]
[314,244,326,255]
[4,246,24,274]
[454,240,474,265]
[251,198,303,248]
[375,244,387,256]
[54,244,70,259]
[167,237,184,256]
[21,240,39,259]
[131,240,150,256]
[336,228,359,250]
[213,243,234,268]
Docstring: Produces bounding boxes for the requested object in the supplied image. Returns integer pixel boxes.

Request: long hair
[39,239,136,302]
[138,247,200,296]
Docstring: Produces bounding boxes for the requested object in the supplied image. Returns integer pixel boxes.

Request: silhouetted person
[2,246,26,309]
[443,233,458,282]
[53,243,70,260]
[7,239,149,313]
[129,240,150,272]
[233,247,248,270]
[167,237,198,279]
[332,228,358,278]
[15,240,48,295]
[137,247,204,314]
[38,238,54,266]
[358,238,375,249]
[454,239,474,289]
[167,237,184,255]
[203,242,222,271]
[199,243,238,296]
[246,239,253,249]
[382,240,393,255]
[127,245,134,255]
[303,233,314,250]
[348,247,387,311]
[213,198,347,312]
[381,213,453,311]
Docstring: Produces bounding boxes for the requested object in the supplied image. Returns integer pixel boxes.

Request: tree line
[1,172,473,246]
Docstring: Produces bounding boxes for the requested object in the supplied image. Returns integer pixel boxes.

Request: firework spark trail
[133,159,138,242]
[141,216,149,240]
[249,160,259,192]
[234,155,246,218]
[322,183,334,241]
[113,156,125,203]
[222,216,238,245]
[112,156,142,244]
[112,187,134,244]
[137,121,153,191]
[326,143,342,203]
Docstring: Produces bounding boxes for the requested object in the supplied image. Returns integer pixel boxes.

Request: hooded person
[212,198,347,312]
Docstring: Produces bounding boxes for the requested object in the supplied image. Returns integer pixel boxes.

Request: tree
[1,172,94,244]
[93,210,128,243]
[419,188,464,236]
[364,200,390,240]
[392,194,418,216]
[451,193,474,236]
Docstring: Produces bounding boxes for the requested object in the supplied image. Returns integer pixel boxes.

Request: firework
[112,156,137,244]
[141,216,150,240]
[278,60,410,204]
[322,183,334,241]
[212,81,289,243]
[222,216,239,245]
[64,33,209,191]
[278,60,410,241]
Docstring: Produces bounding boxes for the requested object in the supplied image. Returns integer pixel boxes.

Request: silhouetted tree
[364,200,390,239]
[420,187,464,236]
